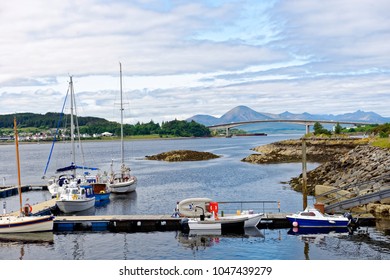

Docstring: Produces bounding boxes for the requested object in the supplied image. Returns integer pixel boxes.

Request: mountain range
[186,106,389,133]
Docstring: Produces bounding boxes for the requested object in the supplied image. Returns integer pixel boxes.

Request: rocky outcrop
[145,150,220,162]
[243,138,390,215]
[242,138,369,164]
[289,145,390,195]
[290,145,390,216]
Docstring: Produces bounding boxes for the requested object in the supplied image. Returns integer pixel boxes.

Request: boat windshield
[300,212,316,216]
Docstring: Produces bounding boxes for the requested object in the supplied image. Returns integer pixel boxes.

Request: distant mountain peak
[186,106,389,126]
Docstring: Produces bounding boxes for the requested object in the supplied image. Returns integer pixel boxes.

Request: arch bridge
[207,119,373,137]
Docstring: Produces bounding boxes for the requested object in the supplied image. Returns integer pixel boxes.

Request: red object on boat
[208,202,219,214]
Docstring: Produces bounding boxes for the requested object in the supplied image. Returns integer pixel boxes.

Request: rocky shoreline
[242,138,370,164]
[243,138,390,216]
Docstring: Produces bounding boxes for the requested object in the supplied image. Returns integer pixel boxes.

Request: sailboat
[0,117,54,233]
[108,63,137,193]
[54,77,96,213]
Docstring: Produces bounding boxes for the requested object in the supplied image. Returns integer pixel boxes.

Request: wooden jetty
[0,184,47,198]
[4,195,376,233]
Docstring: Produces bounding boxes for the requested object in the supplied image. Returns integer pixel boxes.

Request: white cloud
[0,0,389,124]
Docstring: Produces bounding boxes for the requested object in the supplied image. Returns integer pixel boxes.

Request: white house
[101,132,113,137]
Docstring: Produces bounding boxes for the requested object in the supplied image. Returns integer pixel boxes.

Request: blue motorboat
[286,207,352,228]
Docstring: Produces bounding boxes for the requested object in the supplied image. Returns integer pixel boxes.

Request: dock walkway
[4,196,376,233]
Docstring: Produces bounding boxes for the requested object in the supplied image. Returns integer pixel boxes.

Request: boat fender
[292,221,298,227]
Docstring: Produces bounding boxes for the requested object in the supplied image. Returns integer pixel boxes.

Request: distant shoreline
[0,135,213,145]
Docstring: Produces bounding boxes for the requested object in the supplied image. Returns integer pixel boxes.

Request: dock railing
[216,200,280,215]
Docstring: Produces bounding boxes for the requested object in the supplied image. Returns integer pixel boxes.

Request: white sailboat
[0,117,54,233]
[54,77,96,213]
[108,63,137,193]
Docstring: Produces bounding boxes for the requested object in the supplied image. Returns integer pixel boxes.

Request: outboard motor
[344,212,359,230]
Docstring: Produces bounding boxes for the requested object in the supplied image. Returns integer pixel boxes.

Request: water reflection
[287,227,350,236]
[0,232,54,244]
[176,227,265,252]
[375,218,390,235]
[0,232,54,260]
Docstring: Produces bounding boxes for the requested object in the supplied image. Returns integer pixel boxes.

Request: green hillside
[0,112,211,138]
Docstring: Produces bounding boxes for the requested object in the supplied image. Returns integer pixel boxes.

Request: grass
[371,138,390,148]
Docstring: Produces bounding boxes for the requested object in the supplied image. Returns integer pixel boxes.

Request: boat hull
[181,216,247,233]
[56,198,95,213]
[95,193,110,201]
[0,215,54,233]
[219,213,263,228]
[92,183,111,201]
[109,177,137,193]
[286,216,349,228]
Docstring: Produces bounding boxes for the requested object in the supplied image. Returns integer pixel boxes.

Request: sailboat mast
[119,62,124,166]
[13,117,23,214]
[69,76,76,177]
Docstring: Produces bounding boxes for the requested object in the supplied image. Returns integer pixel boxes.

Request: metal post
[305,124,310,135]
[302,138,308,210]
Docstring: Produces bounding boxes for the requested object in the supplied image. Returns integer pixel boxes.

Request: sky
[0,0,389,124]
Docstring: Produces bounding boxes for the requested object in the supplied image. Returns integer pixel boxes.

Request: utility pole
[302,138,308,210]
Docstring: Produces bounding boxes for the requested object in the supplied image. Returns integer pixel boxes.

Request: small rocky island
[145,150,220,162]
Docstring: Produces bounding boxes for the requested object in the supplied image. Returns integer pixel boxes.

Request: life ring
[24,203,32,215]
[100,190,105,194]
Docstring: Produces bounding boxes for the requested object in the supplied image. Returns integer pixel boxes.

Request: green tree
[334,123,342,134]
[313,122,331,135]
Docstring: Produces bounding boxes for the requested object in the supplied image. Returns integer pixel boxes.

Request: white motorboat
[175,198,263,228]
[220,210,263,228]
[181,215,248,233]
[56,183,95,213]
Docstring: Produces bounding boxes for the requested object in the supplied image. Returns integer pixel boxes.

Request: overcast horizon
[1,0,389,124]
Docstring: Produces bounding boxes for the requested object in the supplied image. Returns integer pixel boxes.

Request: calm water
[0,135,389,260]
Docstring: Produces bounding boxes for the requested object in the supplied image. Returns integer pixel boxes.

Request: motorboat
[180,215,248,233]
[91,182,110,202]
[175,198,263,228]
[56,183,95,214]
[286,207,352,228]
[219,210,263,228]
